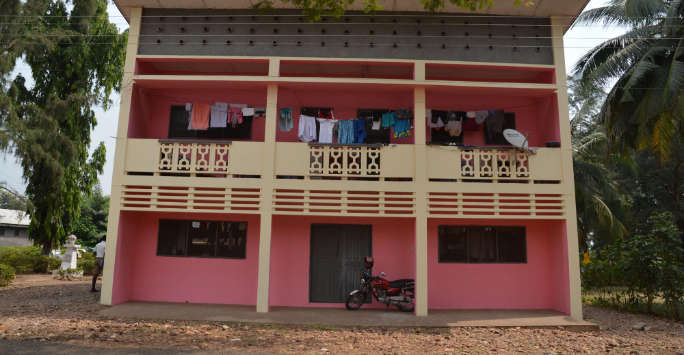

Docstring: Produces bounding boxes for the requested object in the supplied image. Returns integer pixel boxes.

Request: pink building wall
[269,215,416,308]
[112,211,260,305]
[127,87,267,141]
[427,219,570,313]
[426,89,559,147]
[275,85,416,144]
[125,83,559,148]
[111,212,569,313]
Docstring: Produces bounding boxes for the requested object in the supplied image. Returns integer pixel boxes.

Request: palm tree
[568,75,628,250]
[572,0,683,158]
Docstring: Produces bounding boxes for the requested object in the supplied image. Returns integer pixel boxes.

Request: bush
[78,251,97,276]
[0,246,54,273]
[0,263,16,287]
[582,212,684,320]
[47,256,61,271]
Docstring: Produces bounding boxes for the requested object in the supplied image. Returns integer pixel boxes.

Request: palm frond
[662,39,684,109]
[573,26,658,85]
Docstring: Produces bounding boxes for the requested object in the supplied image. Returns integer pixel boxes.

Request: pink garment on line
[229,107,243,126]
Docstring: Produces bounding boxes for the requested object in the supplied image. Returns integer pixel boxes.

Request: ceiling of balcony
[114,0,590,29]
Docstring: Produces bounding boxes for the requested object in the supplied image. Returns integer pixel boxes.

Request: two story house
[104,0,586,319]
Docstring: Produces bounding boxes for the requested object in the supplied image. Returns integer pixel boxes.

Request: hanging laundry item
[396,108,412,120]
[242,107,255,117]
[463,111,480,131]
[210,102,228,128]
[228,107,243,126]
[318,110,334,120]
[393,119,412,138]
[371,117,381,130]
[444,111,463,137]
[354,119,367,143]
[381,112,396,128]
[485,110,505,142]
[298,114,317,142]
[428,110,445,128]
[279,108,293,131]
[475,110,489,125]
[338,120,355,144]
[317,118,337,144]
[185,103,194,130]
[191,103,211,130]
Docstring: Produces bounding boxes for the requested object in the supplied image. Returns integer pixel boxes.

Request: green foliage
[253,0,525,20]
[0,182,29,211]
[78,250,97,276]
[0,246,56,273]
[572,0,684,158]
[622,212,684,315]
[71,184,109,248]
[47,255,61,271]
[582,212,684,319]
[0,1,126,253]
[0,263,16,287]
[569,75,628,251]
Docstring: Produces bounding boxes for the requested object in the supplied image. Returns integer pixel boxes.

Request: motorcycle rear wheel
[345,292,365,310]
[396,302,415,312]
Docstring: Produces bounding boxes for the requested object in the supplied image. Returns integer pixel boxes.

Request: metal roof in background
[0,208,30,227]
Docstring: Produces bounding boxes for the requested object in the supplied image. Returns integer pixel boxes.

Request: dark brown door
[309,224,372,303]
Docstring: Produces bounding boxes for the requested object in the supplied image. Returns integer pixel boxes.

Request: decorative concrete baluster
[367,147,381,176]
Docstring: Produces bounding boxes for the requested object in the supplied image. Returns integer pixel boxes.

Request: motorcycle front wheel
[345,292,365,310]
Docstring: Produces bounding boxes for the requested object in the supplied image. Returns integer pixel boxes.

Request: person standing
[91,238,106,292]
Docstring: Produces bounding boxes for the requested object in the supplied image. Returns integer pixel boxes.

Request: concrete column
[413,77,429,316]
[550,16,583,320]
[256,83,279,312]
[101,7,142,305]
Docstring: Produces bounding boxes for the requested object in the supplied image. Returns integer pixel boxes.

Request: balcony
[119,139,567,218]
[123,139,562,183]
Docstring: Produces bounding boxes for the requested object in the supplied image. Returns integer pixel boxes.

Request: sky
[0,0,626,195]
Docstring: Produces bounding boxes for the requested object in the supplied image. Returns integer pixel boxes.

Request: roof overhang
[114,0,590,31]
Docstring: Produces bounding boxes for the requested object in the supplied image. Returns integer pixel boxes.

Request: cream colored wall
[551,16,583,321]
[101,7,141,305]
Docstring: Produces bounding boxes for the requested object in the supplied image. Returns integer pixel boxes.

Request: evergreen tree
[0,0,126,252]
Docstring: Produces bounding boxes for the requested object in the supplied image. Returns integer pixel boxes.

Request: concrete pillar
[413,62,429,315]
[256,82,279,312]
[550,16,583,320]
[101,7,142,305]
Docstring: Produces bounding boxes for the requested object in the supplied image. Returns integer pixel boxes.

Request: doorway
[309,224,372,303]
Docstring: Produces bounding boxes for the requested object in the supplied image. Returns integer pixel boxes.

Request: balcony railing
[308,144,381,177]
[460,148,530,180]
[124,139,562,184]
[158,140,231,176]
[427,145,562,183]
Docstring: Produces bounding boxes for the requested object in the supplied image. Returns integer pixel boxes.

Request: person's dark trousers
[91,257,104,292]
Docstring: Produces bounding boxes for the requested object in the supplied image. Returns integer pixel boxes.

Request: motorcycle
[345,257,415,312]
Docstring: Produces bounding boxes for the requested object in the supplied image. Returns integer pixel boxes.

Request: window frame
[156,219,248,259]
[438,225,527,264]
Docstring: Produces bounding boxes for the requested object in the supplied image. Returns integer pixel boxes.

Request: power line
[4,33,679,41]
[3,13,683,20]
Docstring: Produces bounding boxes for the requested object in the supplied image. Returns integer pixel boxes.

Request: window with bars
[157,219,247,259]
[438,226,526,263]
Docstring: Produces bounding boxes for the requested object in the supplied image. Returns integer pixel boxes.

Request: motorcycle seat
[388,279,415,289]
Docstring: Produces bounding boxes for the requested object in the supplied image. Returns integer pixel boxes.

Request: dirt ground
[1,274,683,354]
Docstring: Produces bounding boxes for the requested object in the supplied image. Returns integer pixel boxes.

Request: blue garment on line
[338,120,355,144]
[393,119,412,138]
[353,119,366,143]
